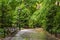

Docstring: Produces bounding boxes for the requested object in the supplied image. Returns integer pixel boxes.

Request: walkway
[4,28,59,40]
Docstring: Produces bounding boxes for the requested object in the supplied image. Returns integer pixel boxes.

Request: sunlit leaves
[0,0,60,33]
[29,0,56,28]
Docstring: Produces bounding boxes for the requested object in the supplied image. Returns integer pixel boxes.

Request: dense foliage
[0,0,60,37]
[29,0,60,33]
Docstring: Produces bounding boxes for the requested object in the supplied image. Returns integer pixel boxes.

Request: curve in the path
[6,28,59,40]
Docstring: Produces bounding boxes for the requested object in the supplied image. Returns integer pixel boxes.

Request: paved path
[4,28,59,40]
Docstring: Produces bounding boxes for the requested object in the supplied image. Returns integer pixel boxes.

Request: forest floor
[2,28,60,40]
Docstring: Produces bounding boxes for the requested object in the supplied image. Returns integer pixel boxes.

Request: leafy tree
[29,0,56,28]
[0,0,60,36]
